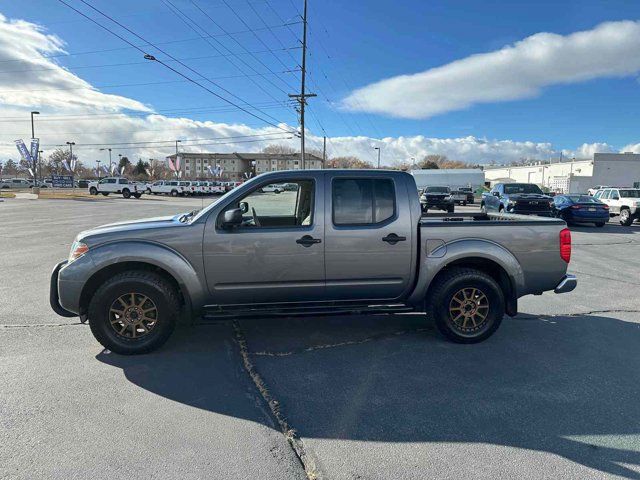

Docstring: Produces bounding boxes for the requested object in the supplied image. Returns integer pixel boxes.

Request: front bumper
[554,274,577,294]
[50,261,77,317]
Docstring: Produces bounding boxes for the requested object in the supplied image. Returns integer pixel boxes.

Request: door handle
[382,233,407,245]
[296,235,322,247]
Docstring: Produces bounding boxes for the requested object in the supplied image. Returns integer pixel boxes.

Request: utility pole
[289,0,315,170]
[322,135,326,169]
[31,111,39,183]
[374,147,381,169]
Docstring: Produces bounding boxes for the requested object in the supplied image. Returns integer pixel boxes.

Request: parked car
[149,180,184,196]
[1,178,33,189]
[420,186,454,213]
[88,177,142,199]
[482,183,553,216]
[178,181,194,196]
[552,194,609,227]
[51,170,576,354]
[450,189,469,206]
[597,187,640,225]
[588,185,610,196]
[77,179,90,189]
[207,181,226,194]
[458,187,475,204]
[260,184,286,193]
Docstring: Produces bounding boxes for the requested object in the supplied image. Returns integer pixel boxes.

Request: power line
[57,0,296,133]
[47,132,293,147]
[0,21,302,65]
[55,136,294,151]
[162,0,290,102]
[189,0,297,91]
[0,47,301,75]
[0,70,299,94]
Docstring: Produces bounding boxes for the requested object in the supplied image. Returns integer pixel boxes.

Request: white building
[484,153,640,193]
[410,169,485,190]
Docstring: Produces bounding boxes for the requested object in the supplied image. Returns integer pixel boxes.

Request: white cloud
[343,20,640,119]
[0,13,148,111]
[561,142,615,159]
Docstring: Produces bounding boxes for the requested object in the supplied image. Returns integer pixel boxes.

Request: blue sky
[1,0,640,164]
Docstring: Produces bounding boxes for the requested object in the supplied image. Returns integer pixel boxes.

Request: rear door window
[332,178,395,226]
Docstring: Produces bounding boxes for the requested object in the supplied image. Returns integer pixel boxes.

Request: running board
[201,302,414,321]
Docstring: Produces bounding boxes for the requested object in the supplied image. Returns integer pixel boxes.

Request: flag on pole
[29,138,39,164]
[62,159,71,172]
[120,165,125,175]
[167,157,176,171]
[102,165,109,174]
[15,139,32,163]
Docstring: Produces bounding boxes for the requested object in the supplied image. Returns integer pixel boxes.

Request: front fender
[407,238,525,306]
[86,241,207,314]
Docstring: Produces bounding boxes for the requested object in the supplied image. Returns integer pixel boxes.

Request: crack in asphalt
[250,327,432,357]
[0,322,83,328]
[232,319,323,480]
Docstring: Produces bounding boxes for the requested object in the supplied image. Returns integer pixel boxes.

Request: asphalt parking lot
[2,196,640,479]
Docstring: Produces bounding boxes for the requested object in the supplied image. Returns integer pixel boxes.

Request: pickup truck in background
[420,186,455,213]
[51,170,576,355]
[481,183,553,216]
[88,177,142,199]
[596,187,640,225]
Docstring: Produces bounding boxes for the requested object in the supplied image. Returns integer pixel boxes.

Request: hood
[77,214,183,242]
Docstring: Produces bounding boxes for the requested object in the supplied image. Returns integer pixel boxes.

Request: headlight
[508,200,516,205]
[68,241,89,263]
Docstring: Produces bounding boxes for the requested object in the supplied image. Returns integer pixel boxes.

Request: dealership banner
[30,138,39,163]
[51,174,74,188]
[15,139,32,163]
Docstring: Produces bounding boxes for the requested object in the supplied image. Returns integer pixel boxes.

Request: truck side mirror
[239,201,249,214]
[492,191,500,197]
[222,208,243,228]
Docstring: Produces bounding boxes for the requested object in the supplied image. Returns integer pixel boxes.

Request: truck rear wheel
[427,267,504,343]
[87,271,179,355]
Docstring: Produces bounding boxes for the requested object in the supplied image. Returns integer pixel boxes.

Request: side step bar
[201,302,414,321]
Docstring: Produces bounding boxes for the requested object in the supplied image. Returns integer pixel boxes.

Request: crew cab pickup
[482,183,553,216]
[88,177,142,199]
[51,170,576,355]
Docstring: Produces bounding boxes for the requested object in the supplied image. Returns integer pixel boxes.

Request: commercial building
[410,169,485,190]
[484,153,640,193]
[166,152,324,180]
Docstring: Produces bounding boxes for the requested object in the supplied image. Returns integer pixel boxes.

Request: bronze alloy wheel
[448,287,490,333]
[109,293,158,339]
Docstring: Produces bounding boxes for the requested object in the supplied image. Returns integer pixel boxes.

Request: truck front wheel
[427,267,504,343]
[89,187,98,195]
[87,271,179,355]
[122,189,131,199]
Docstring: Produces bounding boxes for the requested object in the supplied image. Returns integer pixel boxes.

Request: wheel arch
[79,242,206,319]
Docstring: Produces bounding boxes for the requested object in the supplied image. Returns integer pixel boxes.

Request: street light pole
[31,111,39,183]
[374,147,381,169]
[96,160,101,180]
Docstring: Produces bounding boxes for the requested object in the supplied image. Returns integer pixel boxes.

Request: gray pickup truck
[51,170,576,354]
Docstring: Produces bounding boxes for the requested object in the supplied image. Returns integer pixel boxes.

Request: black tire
[146,188,151,194]
[427,267,505,344]
[88,271,179,355]
[101,192,109,196]
[620,208,633,226]
[89,187,97,195]
[498,205,504,213]
[170,189,178,197]
[480,203,486,213]
[595,222,606,228]
[133,192,142,199]
[447,205,455,213]
[122,189,131,199]
[462,201,467,206]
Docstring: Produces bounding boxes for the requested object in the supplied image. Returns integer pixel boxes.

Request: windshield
[503,184,543,194]
[425,186,449,193]
[566,195,600,203]
[619,189,640,198]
